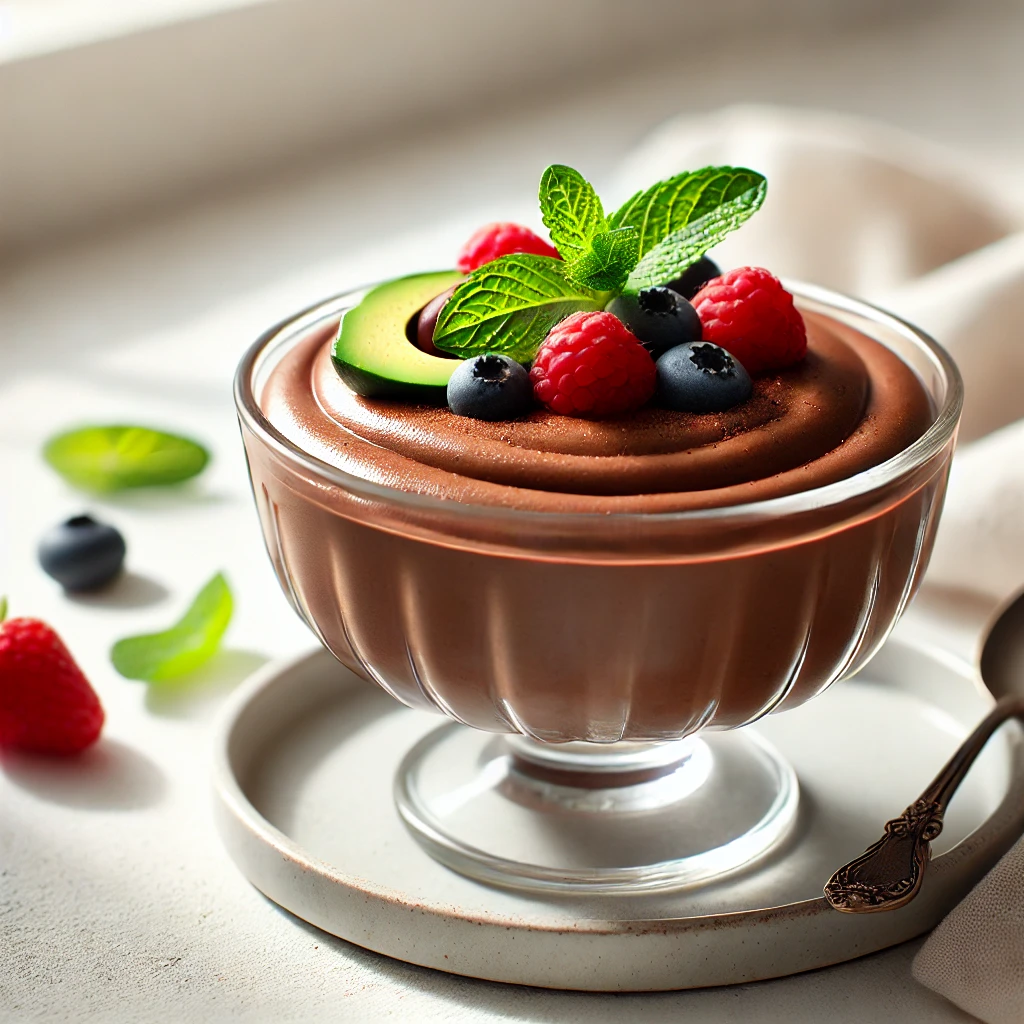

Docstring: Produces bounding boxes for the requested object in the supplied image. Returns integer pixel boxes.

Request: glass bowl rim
[233,278,963,528]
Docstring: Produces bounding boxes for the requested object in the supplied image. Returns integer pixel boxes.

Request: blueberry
[38,514,126,592]
[656,342,752,413]
[606,287,701,356]
[447,354,533,420]
[664,256,721,300]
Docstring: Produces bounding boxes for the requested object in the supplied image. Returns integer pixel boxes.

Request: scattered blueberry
[447,354,533,420]
[664,256,722,300]
[38,514,126,592]
[656,342,752,413]
[606,287,701,356]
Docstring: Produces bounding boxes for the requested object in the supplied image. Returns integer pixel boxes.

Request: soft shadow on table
[0,738,166,811]
[268,903,972,1023]
[145,648,268,720]
[97,480,234,513]
[65,570,170,610]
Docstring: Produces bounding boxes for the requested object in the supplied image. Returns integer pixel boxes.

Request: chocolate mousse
[236,162,960,743]
[261,311,932,514]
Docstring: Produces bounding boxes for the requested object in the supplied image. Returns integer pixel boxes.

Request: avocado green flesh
[331,270,464,400]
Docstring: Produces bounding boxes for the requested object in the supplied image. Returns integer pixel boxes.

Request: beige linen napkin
[616,106,1024,1024]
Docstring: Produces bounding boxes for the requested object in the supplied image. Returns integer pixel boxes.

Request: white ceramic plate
[212,637,1024,991]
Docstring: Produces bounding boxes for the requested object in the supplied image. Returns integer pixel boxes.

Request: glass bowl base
[394,724,799,895]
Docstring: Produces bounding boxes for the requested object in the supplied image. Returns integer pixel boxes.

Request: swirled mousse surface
[261,311,933,513]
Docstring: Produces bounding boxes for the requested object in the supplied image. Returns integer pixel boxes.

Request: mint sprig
[432,254,605,362]
[111,572,233,683]
[434,163,766,361]
[44,425,210,493]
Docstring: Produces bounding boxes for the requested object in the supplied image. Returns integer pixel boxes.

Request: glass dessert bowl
[235,281,961,894]
[234,162,962,894]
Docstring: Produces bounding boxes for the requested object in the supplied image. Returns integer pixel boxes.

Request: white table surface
[5,9,1024,1019]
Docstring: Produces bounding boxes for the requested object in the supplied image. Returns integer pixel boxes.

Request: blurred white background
[2,0,1024,255]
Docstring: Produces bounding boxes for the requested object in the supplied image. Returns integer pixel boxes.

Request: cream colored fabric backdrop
[616,105,1024,1024]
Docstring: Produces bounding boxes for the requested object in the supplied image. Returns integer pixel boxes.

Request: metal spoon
[824,591,1024,913]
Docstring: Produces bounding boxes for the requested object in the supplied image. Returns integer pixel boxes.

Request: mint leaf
[111,572,233,683]
[609,166,766,274]
[433,254,605,361]
[540,166,637,291]
[565,227,640,291]
[539,164,606,261]
[624,173,766,291]
[44,425,209,493]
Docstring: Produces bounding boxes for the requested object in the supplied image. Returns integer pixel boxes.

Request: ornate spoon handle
[824,695,1024,913]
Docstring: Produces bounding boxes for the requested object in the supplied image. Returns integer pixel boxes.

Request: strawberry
[0,614,104,755]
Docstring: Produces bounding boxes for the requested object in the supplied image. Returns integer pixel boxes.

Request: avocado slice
[332,270,464,401]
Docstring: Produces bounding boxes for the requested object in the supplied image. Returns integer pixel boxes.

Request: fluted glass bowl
[234,281,962,894]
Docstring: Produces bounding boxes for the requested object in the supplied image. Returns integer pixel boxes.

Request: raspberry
[0,616,104,755]
[530,311,656,418]
[457,222,559,273]
[691,267,807,375]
